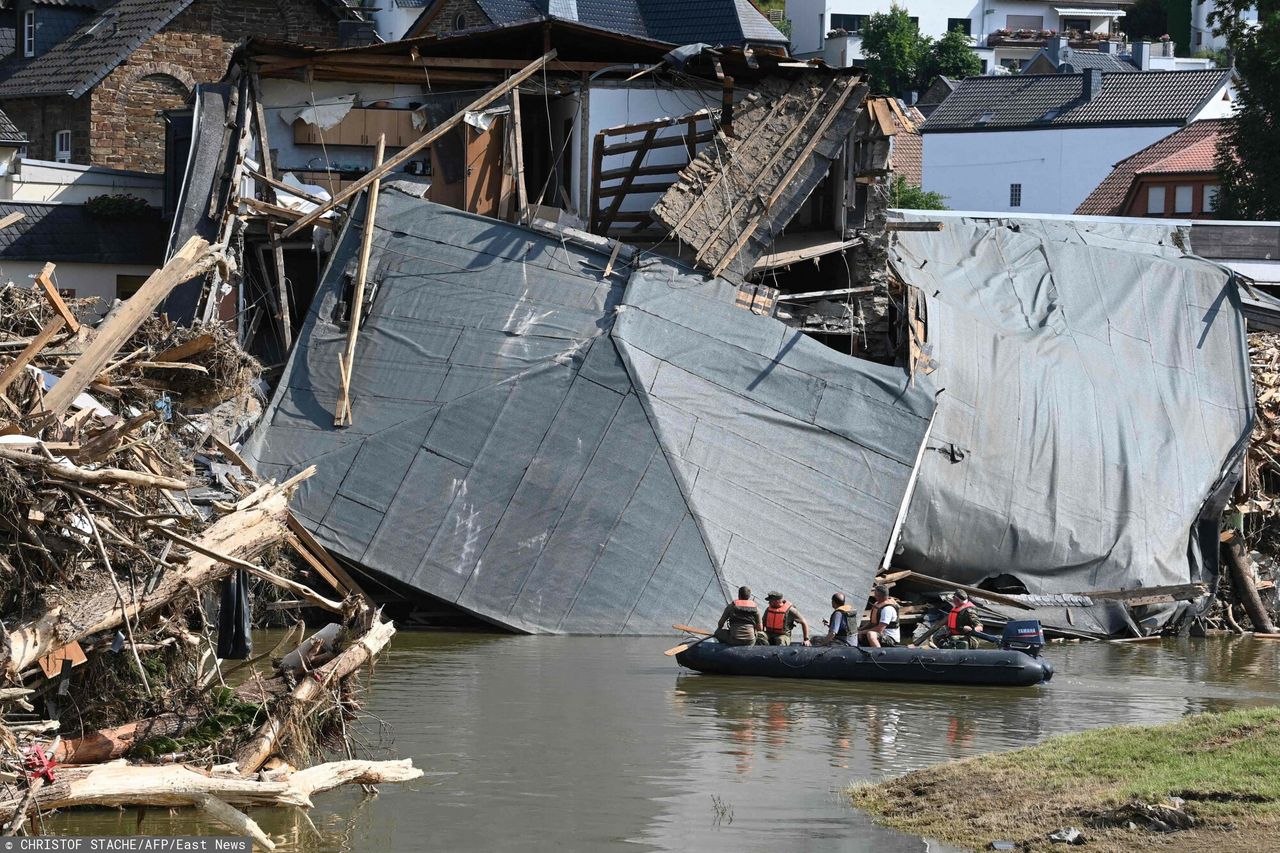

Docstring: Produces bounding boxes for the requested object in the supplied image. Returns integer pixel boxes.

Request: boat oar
[664,624,714,656]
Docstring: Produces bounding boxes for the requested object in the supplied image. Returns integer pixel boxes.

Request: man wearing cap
[762,592,811,646]
[856,584,901,648]
[941,590,983,648]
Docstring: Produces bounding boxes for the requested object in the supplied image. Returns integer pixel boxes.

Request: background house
[1023,34,1216,73]
[787,0,1134,72]
[0,0,362,173]
[919,67,1234,214]
[1075,117,1227,217]
[404,0,790,48]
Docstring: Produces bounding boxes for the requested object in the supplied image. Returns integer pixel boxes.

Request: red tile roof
[1075,118,1230,216]
[889,105,925,187]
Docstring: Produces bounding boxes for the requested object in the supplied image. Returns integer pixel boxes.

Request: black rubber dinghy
[675,640,1053,687]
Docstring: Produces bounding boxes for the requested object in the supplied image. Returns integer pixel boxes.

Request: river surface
[49,634,1280,851]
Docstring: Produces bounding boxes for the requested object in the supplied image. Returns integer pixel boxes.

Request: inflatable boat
[674,621,1053,687]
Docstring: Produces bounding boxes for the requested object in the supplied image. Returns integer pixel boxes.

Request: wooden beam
[334,135,385,427]
[38,238,213,417]
[896,571,1036,611]
[251,83,294,354]
[35,263,79,334]
[509,90,528,222]
[598,108,714,138]
[256,54,614,74]
[286,512,367,601]
[600,130,714,158]
[598,127,655,233]
[248,169,327,207]
[597,162,685,182]
[578,71,590,223]
[0,316,63,397]
[884,220,944,232]
[0,211,24,231]
[281,51,557,238]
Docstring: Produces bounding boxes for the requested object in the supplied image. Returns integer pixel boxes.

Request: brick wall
[2,95,91,163]
[414,0,489,38]
[87,0,344,172]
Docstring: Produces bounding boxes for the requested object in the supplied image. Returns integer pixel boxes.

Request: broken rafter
[335,134,385,427]
[281,50,557,239]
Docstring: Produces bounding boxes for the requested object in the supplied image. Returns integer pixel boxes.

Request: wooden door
[464,117,504,218]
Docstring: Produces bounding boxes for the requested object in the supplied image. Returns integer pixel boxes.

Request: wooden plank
[597,162,685,182]
[578,71,590,223]
[285,533,348,598]
[510,89,528,222]
[600,130,714,157]
[154,334,214,363]
[286,512,367,601]
[335,135,385,427]
[281,51,557,239]
[248,169,326,206]
[38,237,212,418]
[898,571,1036,610]
[885,220,944,232]
[0,211,24,231]
[710,80,868,277]
[35,263,79,334]
[598,127,656,233]
[210,433,254,477]
[0,316,64,397]
[597,179,678,198]
[256,54,615,74]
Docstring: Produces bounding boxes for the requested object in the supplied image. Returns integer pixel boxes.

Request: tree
[1212,0,1280,219]
[1121,0,1169,43]
[860,5,929,97]
[920,27,981,88]
[890,176,949,210]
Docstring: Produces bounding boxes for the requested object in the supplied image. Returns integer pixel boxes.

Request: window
[22,10,35,58]
[1194,31,1203,47]
[830,13,865,33]
[1174,185,1193,213]
[453,12,466,30]
[1204,184,1220,212]
[1147,185,1166,214]
[947,17,971,35]
[1009,183,1022,207]
[1061,17,1091,34]
[1006,14,1044,30]
[54,129,71,163]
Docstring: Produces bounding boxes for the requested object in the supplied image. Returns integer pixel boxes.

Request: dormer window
[453,12,466,30]
[23,10,35,58]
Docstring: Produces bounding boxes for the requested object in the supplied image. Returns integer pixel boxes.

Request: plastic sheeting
[891,214,1253,593]
[243,191,935,633]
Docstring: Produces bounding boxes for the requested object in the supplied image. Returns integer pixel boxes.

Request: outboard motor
[999,620,1045,657]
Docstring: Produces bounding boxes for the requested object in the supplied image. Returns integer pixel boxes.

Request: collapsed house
[173,27,1258,635]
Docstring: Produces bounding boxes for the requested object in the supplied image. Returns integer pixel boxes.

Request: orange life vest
[946,600,975,632]
[764,600,792,634]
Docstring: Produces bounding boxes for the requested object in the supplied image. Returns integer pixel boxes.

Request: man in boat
[762,592,811,646]
[938,590,983,649]
[811,592,857,646]
[856,584,901,648]
[714,586,766,646]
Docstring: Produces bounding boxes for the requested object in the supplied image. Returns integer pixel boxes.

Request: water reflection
[41,634,1280,853]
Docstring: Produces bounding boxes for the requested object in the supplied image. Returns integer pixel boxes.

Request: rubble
[0,246,416,839]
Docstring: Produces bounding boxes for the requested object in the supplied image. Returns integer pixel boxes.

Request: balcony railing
[983,30,1126,49]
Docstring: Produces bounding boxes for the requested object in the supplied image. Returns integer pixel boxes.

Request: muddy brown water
[45,634,1280,851]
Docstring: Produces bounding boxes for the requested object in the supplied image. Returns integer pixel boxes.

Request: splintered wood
[0,245,411,838]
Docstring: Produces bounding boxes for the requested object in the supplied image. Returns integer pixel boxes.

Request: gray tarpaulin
[243,191,935,633]
[890,214,1253,594]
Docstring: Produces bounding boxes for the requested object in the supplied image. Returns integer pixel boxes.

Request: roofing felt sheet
[889,214,1253,594]
[244,191,935,633]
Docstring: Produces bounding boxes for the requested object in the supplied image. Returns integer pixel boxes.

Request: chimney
[1132,39,1151,70]
[1047,34,1067,62]
[1097,39,1116,54]
[1082,68,1103,100]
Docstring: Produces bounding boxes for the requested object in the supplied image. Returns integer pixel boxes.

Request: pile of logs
[0,239,416,845]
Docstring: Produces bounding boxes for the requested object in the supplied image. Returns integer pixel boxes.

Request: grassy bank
[850,707,1280,852]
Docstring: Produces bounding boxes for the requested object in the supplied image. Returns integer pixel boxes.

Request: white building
[1191,0,1258,53]
[788,0,1135,73]
[919,68,1235,214]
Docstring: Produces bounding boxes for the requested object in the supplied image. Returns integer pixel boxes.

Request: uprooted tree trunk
[6,486,292,677]
[1222,532,1277,634]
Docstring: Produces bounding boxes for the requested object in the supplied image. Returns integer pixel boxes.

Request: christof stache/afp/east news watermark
[1,838,251,852]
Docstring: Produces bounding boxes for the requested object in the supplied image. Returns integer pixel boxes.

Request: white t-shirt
[878,604,901,643]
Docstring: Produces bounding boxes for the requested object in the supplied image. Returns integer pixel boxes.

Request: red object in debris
[23,743,57,783]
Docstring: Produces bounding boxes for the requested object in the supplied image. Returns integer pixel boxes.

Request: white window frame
[1204,185,1219,212]
[23,10,35,58]
[1009,183,1022,208]
[1174,185,1194,214]
[54,129,71,163]
[1147,185,1166,215]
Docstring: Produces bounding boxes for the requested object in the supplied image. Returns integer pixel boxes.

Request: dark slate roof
[921,69,1231,132]
[0,201,165,264]
[1028,46,1137,73]
[0,0,195,99]
[463,0,787,46]
[32,0,104,8]
[0,104,28,143]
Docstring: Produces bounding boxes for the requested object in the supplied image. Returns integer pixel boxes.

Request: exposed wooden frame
[334,135,385,427]
[35,263,79,334]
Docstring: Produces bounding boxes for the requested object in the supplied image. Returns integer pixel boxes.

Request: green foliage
[1211,0,1280,219]
[777,17,792,39]
[889,176,948,210]
[1194,46,1229,66]
[920,27,982,89]
[132,688,266,761]
[84,193,153,219]
[860,5,928,96]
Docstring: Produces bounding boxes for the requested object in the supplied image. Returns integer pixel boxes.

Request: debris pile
[0,243,416,842]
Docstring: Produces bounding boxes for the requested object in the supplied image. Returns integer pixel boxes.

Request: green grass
[851,706,1280,852]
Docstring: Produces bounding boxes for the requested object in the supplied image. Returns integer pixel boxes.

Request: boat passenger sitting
[715,586,765,646]
[812,592,857,646]
[857,584,901,648]
[763,591,811,646]
[939,590,983,649]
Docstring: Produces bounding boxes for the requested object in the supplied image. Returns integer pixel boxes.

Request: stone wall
[87,0,344,172]
[2,95,91,163]
[413,0,489,37]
